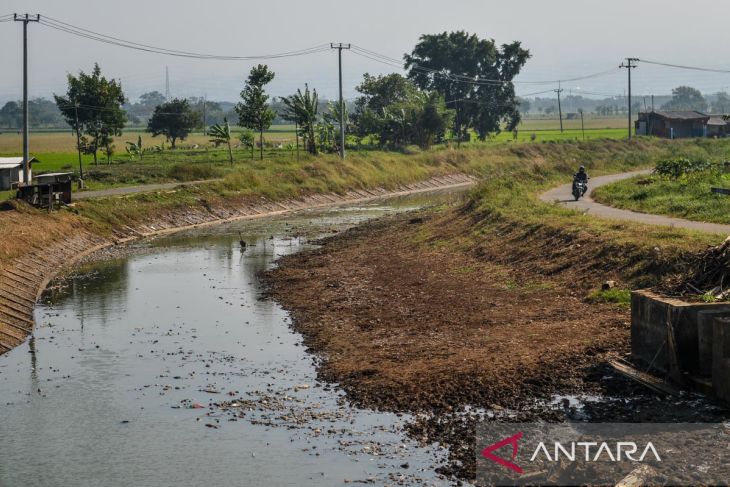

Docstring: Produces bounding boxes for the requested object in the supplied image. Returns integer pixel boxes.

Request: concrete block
[631,290,730,375]
[713,317,730,403]
[697,310,730,376]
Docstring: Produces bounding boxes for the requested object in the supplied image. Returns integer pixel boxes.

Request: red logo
[481,432,524,474]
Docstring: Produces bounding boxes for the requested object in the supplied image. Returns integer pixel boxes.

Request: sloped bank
[0,173,475,355]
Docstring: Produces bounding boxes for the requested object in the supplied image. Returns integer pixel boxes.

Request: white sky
[0,0,728,104]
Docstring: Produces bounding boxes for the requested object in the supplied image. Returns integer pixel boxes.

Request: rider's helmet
[579,165,586,173]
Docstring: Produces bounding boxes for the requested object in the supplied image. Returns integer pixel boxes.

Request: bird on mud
[238,232,247,251]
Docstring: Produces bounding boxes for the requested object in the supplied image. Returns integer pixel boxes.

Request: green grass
[586,288,632,307]
[593,169,730,225]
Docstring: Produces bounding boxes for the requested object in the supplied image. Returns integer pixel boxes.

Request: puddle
[0,189,468,487]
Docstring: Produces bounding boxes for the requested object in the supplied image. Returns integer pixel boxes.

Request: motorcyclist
[574,165,589,184]
[572,166,589,196]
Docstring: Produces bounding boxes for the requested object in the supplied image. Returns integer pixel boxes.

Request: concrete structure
[0,157,34,190]
[635,111,710,138]
[631,290,730,402]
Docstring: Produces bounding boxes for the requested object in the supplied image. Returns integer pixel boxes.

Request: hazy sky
[0,0,728,104]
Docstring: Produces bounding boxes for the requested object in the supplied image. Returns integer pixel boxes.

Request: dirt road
[540,169,730,235]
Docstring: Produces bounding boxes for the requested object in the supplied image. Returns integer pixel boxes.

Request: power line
[35,15,331,60]
[351,45,620,86]
[638,59,730,74]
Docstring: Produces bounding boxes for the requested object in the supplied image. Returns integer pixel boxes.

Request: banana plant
[125,135,144,161]
[208,117,233,165]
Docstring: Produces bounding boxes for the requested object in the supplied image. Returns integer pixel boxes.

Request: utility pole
[14,13,40,185]
[73,99,84,187]
[331,43,350,159]
[294,121,300,163]
[579,109,585,140]
[202,96,207,134]
[620,58,639,139]
[165,66,170,99]
[554,84,564,133]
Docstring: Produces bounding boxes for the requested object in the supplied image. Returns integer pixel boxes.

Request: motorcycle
[572,178,588,201]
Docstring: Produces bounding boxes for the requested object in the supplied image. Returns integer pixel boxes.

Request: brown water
[0,190,468,487]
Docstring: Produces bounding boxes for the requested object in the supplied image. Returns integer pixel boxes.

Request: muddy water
[0,190,467,487]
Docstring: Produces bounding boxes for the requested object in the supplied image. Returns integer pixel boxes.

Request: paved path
[540,169,730,235]
[73,179,222,200]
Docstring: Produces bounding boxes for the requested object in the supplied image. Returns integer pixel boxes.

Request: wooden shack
[17,172,73,209]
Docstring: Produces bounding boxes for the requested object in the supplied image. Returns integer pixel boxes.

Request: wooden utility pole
[14,13,40,185]
[331,43,350,159]
[554,85,564,133]
[620,58,639,139]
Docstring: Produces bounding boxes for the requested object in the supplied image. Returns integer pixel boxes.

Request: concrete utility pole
[620,58,639,139]
[14,13,40,185]
[74,99,84,186]
[554,85,564,133]
[202,96,207,134]
[331,43,350,159]
[165,66,170,99]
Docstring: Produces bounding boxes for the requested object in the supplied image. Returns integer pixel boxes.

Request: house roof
[0,157,36,170]
[649,110,709,121]
[706,117,729,126]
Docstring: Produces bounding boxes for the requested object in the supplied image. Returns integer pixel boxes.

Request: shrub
[654,157,714,179]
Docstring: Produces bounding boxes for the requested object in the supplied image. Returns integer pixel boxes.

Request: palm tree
[208,117,234,165]
[281,84,319,155]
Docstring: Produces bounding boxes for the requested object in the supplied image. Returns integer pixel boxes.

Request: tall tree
[281,84,319,155]
[404,31,530,141]
[661,86,708,112]
[54,63,127,165]
[235,64,276,160]
[146,98,200,148]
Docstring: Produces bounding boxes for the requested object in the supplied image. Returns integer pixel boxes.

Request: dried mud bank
[0,173,474,355]
[264,206,730,480]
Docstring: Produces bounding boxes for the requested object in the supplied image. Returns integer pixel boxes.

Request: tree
[281,84,319,155]
[238,130,255,159]
[139,91,166,109]
[146,98,200,148]
[404,31,530,141]
[713,92,730,114]
[235,64,276,160]
[516,97,531,114]
[661,86,708,112]
[0,101,21,128]
[54,63,127,165]
[350,73,453,149]
[208,117,234,165]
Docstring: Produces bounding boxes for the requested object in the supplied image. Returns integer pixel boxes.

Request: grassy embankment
[0,116,629,199]
[593,164,730,225]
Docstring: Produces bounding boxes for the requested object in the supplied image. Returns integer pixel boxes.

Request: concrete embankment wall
[0,174,475,356]
[631,290,730,402]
